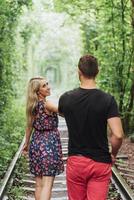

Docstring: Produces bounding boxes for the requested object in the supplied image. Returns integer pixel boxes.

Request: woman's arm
[25,126,33,145]
[46,100,58,113]
[22,126,33,155]
[46,100,64,117]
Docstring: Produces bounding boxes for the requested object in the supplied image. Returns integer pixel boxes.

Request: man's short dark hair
[78,55,98,78]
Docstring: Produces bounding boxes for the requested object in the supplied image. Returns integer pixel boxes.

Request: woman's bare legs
[40,176,55,200]
[35,176,42,200]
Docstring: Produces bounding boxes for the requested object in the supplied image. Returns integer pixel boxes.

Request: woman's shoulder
[38,100,45,107]
[32,100,45,115]
[45,100,58,113]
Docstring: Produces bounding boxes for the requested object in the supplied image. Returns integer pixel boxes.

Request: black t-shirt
[58,87,119,163]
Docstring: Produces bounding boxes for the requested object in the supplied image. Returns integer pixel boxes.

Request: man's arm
[108,117,124,158]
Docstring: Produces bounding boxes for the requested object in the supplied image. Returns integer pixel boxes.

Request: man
[58,55,124,200]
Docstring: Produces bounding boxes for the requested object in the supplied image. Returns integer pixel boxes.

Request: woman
[22,77,64,200]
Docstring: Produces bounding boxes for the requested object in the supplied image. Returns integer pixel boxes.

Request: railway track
[0,117,134,200]
[112,153,134,200]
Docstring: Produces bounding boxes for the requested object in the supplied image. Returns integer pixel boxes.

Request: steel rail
[0,137,25,200]
[112,166,134,200]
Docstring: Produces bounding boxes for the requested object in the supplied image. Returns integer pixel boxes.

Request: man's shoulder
[97,89,113,98]
[60,88,79,98]
[96,89,115,104]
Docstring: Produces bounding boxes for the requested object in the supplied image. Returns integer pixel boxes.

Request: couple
[22,55,124,200]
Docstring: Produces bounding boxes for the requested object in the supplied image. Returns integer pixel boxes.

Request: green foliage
[0,0,32,111]
[54,0,134,134]
[0,100,25,183]
[0,0,32,183]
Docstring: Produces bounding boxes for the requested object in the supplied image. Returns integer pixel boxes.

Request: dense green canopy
[0,0,134,187]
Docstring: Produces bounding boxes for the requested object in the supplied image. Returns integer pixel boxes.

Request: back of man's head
[78,55,98,78]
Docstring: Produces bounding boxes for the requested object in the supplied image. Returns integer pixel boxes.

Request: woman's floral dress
[29,100,64,176]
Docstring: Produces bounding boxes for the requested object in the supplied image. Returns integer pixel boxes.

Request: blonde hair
[26,77,44,127]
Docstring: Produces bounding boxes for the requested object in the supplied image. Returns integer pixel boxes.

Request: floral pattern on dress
[29,100,64,176]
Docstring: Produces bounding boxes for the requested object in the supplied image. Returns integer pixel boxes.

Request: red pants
[66,156,112,200]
